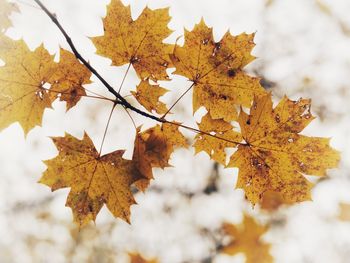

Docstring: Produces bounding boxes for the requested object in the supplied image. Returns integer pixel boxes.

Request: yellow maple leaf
[193,113,242,165]
[40,133,142,226]
[228,93,340,204]
[170,19,266,121]
[129,253,158,263]
[131,80,168,115]
[221,214,273,263]
[133,123,188,190]
[92,0,173,81]
[0,36,55,134]
[0,35,92,134]
[0,0,19,32]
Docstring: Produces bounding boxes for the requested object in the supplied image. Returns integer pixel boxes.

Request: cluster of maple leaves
[0,0,340,234]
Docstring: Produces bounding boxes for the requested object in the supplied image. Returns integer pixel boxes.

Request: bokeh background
[1,0,350,262]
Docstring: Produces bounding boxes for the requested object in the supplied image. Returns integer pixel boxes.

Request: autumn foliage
[0,0,340,236]
[221,215,273,263]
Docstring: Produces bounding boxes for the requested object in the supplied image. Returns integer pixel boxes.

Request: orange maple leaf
[133,123,188,191]
[91,0,173,81]
[222,214,273,263]
[40,133,142,226]
[259,190,291,212]
[228,94,340,204]
[193,113,242,165]
[49,48,92,111]
[131,80,169,115]
[170,19,266,121]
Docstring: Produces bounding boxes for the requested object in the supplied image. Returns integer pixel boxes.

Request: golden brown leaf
[0,36,92,134]
[222,214,273,263]
[129,253,158,263]
[40,133,142,226]
[131,80,168,114]
[49,48,92,111]
[228,94,340,204]
[193,113,242,165]
[259,190,291,212]
[133,123,188,190]
[92,0,173,81]
[170,19,266,121]
[0,0,19,32]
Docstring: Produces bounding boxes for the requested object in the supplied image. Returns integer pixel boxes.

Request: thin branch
[118,63,131,93]
[44,88,114,102]
[161,82,195,119]
[98,103,117,156]
[33,0,246,148]
[33,0,163,123]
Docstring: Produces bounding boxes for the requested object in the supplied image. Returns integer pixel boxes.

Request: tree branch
[33,0,246,147]
[33,0,164,123]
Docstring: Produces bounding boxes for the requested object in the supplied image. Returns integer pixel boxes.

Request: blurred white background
[1,0,350,262]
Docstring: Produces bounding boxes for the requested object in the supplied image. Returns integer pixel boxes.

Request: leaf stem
[98,103,117,157]
[122,107,137,131]
[161,82,195,119]
[118,63,131,94]
[83,87,112,100]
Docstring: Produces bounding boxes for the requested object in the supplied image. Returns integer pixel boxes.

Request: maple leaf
[129,253,158,263]
[170,19,266,121]
[0,0,19,32]
[0,35,92,134]
[133,123,188,190]
[92,0,173,81]
[221,214,273,263]
[259,190,291,212]
[228,94,340,204]
[0,36,55,134]
[131,80,168,115]
[193,113,242,165]
[40,133,142,226]
[49,48,92,111]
